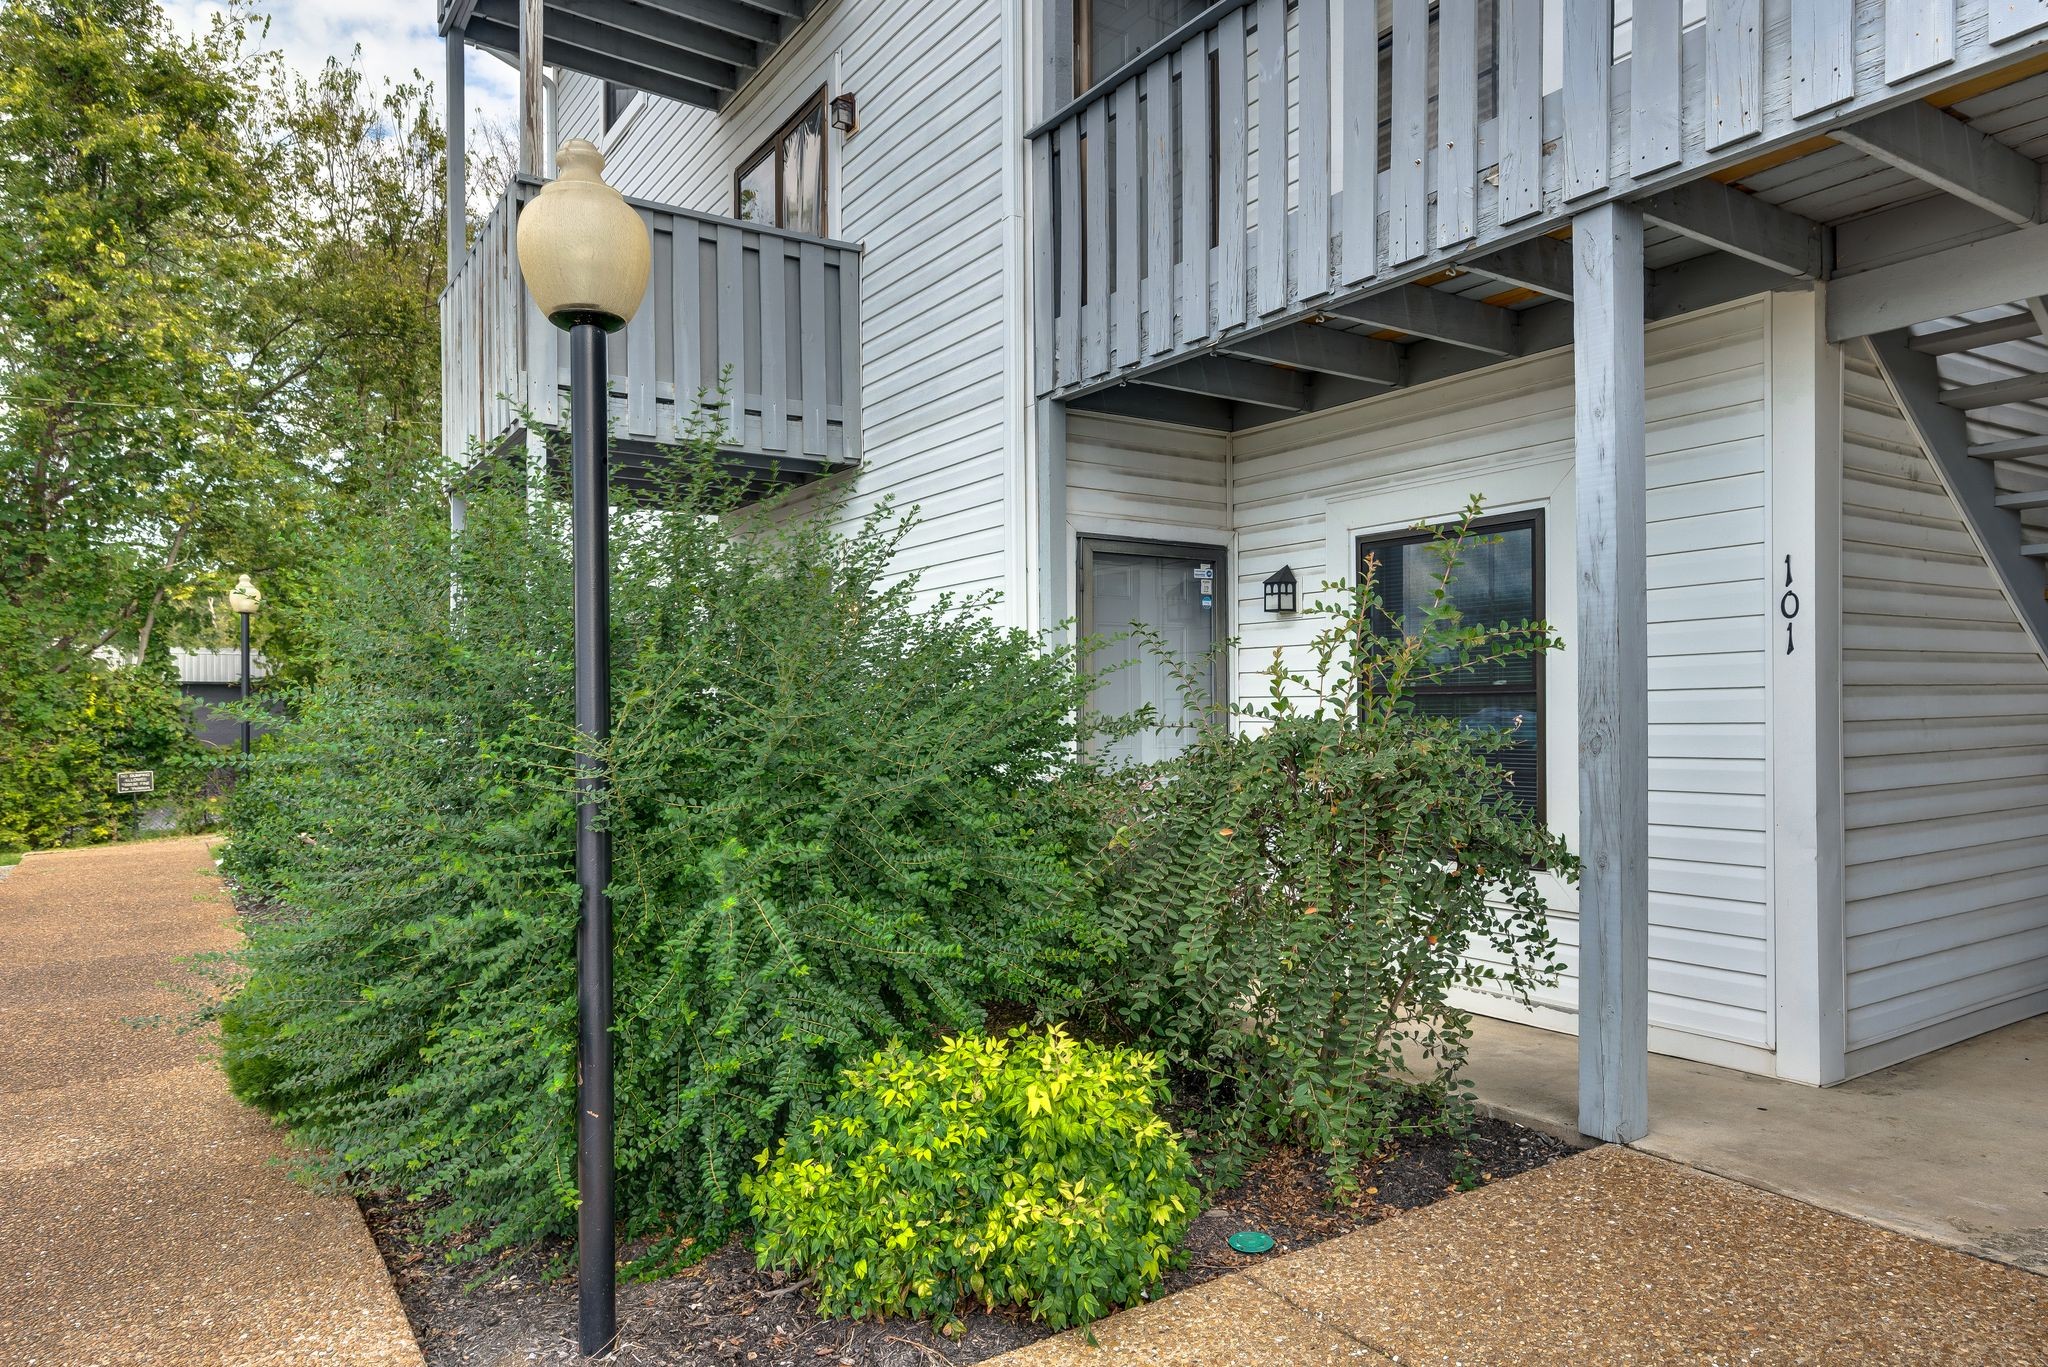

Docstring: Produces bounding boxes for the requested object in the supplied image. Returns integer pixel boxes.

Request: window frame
[601,81,639,134]
[731,85,831,234]
[1356,509,1547,823]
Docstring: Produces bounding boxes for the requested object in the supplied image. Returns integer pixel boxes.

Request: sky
[163,2,516,129]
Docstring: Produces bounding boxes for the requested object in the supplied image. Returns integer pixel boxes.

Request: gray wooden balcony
[436,1,818,109]
[442,177,862,487]
[1031,0,2048,428]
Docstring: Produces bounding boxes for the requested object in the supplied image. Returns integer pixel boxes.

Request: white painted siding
[555,0,1026,617]
[1222,300,1774,1062]
[1838,349,2048,1074]
[1066,412,1230,540]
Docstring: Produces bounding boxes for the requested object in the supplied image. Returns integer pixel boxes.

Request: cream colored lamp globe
[516,140,651,332]
[227,574,261,616]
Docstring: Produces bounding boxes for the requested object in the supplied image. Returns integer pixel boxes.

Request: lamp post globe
[228,575,260,756]
[515,138,648,1361]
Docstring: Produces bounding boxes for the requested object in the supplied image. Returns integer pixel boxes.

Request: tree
[0,0,471,844]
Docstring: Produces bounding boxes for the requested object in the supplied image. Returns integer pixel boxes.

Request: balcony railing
[1030,0,2048,401]
[443,177,861,480]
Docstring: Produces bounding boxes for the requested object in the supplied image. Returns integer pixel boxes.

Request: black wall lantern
[1262,564,1298,614]
[830,92,858,135]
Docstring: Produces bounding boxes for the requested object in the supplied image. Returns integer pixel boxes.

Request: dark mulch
[364,1118,1572,1366]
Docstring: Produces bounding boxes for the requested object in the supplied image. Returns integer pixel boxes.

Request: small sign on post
[114,770,155,796]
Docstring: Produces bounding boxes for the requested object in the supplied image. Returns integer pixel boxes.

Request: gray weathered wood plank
[1705,0,1762,150]
[1144,58,1176,352]
[1255,0,1289,312]
[1436,0,1477,248]
[1632,0,1683,176]
[756,234,787,451]
[1639,179,1824,276]
[1829,220,2048,339]
[1296,0,1332,294]
[1031,137,1055,395]
[716,223,745,438]
[1390,0,1428,261]
[1792,0,1855,116]
[1572,197,1649,1146]
[799,240,827,456]
[1990,0,2048,44]
[1562,0,1611,200]
[673,226,702,424]
[1058,117,1083,384]
[1498,0,1543,223]
[1887,0,1955,84]
[1084,99,1111,375]
[1216,7,1249,329]
[1339,0,1377,281]
[1114,81,1141,366]
[837,253,861,459]
[1179,33,1213,341]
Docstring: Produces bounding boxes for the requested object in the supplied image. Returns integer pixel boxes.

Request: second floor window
[734,88,827,236]
[1074,0,1211,92]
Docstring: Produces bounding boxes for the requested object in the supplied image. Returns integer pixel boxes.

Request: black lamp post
[515,138,651,1359]
[227,574,261,754]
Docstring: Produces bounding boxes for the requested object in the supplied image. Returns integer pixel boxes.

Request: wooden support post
[1767,288,1846,1086]
[446,33,466,279]
[1572,200,1649,1144]
[519,0,545,177]
[1035,398,1069,642]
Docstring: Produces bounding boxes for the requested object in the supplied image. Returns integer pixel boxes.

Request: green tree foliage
[0,0,476,844]
[1081,501,1575,1187]
[746,1027,1199,1330]
[218,459,1119,1258]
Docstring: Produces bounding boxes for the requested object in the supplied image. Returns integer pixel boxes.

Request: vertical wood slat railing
[1030,0,2048,401]
[441,179,863,470]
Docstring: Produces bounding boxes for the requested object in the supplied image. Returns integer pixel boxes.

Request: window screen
[1359,514,1544,819]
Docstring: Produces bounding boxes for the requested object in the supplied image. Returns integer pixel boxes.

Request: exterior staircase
[1870,308,2048,663]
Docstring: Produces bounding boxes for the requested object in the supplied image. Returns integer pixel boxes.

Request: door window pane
[1362,517,1544,818]
[1083,545,1224,767]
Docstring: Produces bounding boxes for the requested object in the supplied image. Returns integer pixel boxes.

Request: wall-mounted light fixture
[830,92,858,135]
[1262,564,1298,614]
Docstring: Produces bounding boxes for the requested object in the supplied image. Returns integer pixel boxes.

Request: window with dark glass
[1073,0,1212,91]
[602,81,638,133]
[733,88,827,236]
[1359,514,1544,819]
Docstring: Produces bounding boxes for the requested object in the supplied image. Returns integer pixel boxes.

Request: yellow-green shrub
[744,1026,1198,1330]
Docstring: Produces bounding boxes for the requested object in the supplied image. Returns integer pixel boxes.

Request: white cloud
[162,1,515,131]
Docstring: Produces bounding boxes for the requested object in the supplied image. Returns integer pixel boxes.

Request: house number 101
[1780,554,1800,655]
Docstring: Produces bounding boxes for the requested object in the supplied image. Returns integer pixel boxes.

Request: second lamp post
[515,138,651,1360]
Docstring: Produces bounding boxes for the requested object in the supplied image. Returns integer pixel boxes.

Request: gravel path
[0,837,421,1366]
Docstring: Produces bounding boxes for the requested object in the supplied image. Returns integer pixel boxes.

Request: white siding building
[439,0,2048,1136]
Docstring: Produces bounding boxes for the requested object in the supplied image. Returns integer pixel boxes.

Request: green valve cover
[1226,1231,1275,1254]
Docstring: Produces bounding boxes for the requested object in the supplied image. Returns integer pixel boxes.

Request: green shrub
[746,1026,1198,1330]
[1083,500,1575,1188]
[218,451,1120,1258]
[0,655,201,852]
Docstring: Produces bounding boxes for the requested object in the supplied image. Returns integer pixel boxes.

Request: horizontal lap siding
[553,0,1015,615]
[1066,413,1230,536]
[1839,352,2048,1062]
[1227,300,1772,1052]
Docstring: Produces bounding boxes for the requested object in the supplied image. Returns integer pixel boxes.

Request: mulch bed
[364,1118,1572,1366]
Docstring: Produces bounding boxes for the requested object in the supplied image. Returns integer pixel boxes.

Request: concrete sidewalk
[992,1146,2048,1365]
[0,837,420,1366]
[1461,1013,2048,1273]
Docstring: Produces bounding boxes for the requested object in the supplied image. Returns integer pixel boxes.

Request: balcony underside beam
[1834,100,2042,226]
[466,14,729,108]
[1638,180,1825,277]
[1217,326,1403,385]
[1322,284,1521,355]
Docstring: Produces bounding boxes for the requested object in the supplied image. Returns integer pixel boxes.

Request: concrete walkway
[0,837,420,1366]
[991,1146,2048,1365]
[1461,1013,2048,1273]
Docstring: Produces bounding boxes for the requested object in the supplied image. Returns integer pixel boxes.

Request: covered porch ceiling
[438,0,816,110]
